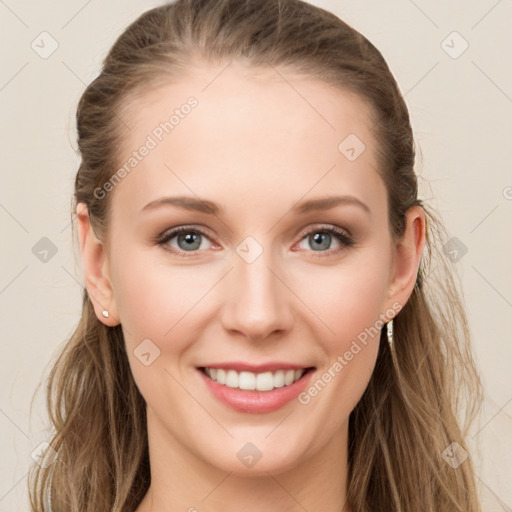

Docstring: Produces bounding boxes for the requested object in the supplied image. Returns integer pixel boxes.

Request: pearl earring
[102,310,109,318]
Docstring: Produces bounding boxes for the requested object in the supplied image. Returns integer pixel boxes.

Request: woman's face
[80,61,423,476]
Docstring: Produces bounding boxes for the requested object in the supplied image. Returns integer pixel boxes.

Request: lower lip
[198,368,315,413]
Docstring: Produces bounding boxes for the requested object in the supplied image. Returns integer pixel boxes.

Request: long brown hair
[28,1,483,510]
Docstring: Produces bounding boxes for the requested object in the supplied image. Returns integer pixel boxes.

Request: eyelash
[154,224,355,258]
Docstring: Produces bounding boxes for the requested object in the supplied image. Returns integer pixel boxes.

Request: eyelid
[295,223,352,241]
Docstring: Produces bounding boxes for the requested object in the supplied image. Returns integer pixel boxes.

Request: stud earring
[102,310,109,318]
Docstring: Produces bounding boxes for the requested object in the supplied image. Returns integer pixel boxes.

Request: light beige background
[0,0,511,510]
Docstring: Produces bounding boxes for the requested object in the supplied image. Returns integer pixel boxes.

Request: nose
[219,244,295,342]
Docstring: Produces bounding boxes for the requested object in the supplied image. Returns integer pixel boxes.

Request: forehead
[110,62,385,221]
[121,61,376,144]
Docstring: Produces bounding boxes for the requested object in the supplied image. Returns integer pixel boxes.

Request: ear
[76,202,120,326]
[384,205,427,317]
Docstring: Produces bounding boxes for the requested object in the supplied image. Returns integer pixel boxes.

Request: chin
[199,438,306,477]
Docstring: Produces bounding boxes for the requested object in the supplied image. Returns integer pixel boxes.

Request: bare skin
[77,61,426,512]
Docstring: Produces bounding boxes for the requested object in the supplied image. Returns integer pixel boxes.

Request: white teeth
[202,367,308,391]
[256,372,274,391]
[239,371,256,390]
[273,370,285,388]
[284,369,295,385]
[216,368,226,385]
[225,370,238,388]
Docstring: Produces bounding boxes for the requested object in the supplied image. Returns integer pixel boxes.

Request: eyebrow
[141,194,371,216]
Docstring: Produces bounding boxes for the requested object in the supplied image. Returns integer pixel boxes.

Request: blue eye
[297,226,354,257]
[156,226,213,256]
[155,224,354,258]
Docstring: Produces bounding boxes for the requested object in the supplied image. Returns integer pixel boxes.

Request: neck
[135,409,352,512]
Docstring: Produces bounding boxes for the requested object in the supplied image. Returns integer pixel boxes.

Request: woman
[28,0,483,510]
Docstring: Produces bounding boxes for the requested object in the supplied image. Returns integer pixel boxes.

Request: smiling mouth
[198,366,315,392]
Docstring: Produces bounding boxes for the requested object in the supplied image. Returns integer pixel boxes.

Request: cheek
[110,249,206,409]
[296,253,391,344]
[294,249,390,400]
[110,245,215,351]
[293,255,389,431]
[108,249,224,452]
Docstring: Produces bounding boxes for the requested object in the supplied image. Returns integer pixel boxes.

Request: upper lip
[198,362,315,373]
